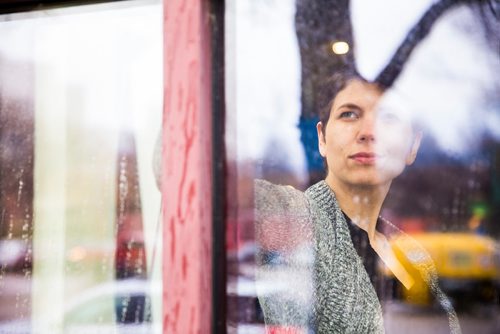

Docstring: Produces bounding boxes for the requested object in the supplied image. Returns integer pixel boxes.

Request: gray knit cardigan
[254,179,461,334]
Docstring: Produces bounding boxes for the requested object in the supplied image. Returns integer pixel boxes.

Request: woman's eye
[339,111,359,119]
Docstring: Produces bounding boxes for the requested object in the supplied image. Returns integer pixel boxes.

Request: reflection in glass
[226,0,500,333]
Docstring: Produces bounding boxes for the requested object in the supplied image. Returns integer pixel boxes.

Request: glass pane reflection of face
[318,79,420,188]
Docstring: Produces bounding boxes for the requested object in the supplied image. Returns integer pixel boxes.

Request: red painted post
[162,0,213,333]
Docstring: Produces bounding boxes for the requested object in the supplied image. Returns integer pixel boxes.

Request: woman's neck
[324,177,391,241]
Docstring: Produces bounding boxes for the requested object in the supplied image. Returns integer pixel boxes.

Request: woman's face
[317,79,421,189]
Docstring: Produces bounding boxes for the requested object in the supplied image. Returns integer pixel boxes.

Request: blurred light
[332,41,349,55]
[68,246,87,262]
[471,202,489,218]
[478,254,492,269]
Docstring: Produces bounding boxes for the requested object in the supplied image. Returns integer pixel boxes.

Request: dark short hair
[318,68,369,130]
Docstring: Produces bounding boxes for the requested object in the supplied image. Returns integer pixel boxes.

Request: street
[384,301,500,334]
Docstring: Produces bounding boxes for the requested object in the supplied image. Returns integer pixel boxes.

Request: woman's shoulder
[254,179,309,217]
[254,179,313,251]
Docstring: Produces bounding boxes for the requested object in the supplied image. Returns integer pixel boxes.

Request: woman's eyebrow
[336,103,362,111]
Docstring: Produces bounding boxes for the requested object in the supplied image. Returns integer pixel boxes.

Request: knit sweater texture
[255,179,383,333]
[255,179,461,334]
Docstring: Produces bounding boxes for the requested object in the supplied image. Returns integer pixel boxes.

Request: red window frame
[162,0,226,333]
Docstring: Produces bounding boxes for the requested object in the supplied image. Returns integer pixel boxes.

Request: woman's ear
[406,130,422,165]
[317,121,327,158]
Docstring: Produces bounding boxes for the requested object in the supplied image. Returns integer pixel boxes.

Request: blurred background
[0,0,498,333]
[0,1,163,333]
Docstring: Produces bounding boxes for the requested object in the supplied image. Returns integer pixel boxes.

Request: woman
[255,69,460,333]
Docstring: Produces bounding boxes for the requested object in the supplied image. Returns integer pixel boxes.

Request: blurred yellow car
[385,232,500,306]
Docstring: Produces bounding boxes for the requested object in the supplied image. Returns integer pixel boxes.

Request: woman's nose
[357,117,376,143]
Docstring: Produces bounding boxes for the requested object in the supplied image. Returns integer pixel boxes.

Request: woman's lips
[349,152,378,164]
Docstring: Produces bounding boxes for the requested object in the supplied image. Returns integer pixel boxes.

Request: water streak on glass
[0,1,163,333]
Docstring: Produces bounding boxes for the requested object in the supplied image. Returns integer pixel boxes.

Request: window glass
[0,1,163,333]
[225,0,500,333]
